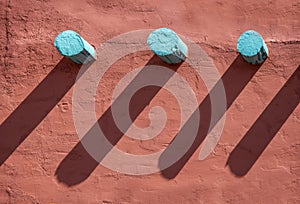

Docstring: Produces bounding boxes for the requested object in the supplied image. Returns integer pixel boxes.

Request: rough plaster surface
[0,0,299,203]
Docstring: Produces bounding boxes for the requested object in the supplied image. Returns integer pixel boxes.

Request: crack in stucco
[199,42,237,53]
[267,40,300,45]
[4,0,11,70]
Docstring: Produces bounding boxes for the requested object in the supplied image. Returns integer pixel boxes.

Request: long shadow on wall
[55,55,182,186]
[159,54,263,179]
[0,57,82,165]
[226,65,300,176]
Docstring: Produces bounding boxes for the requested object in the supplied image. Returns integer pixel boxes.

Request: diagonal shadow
[0,57,86,166]
[159,54,264,179]
[226,65,300,176]
[55,55,182,186]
